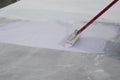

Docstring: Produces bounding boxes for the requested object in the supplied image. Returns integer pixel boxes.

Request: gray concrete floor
[0,42,120,80]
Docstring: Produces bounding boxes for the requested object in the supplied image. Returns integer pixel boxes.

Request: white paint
[0,19,118,53]
[0,0,119,53]
[1,0,120,23]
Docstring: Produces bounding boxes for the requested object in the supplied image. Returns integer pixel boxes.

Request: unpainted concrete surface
[0,42,120,80]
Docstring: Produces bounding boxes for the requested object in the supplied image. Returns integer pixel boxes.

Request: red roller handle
[76,0,119,35]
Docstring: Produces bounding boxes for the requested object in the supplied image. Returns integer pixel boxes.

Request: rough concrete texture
[0,42,120,80]
[104,27,120,60]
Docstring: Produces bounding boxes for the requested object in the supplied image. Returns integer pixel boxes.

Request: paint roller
[65,0,119,47]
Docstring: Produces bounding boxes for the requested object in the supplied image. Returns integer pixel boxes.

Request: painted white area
[0,0,120,23]
[0,19,118,53]
[0,0,119,53]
